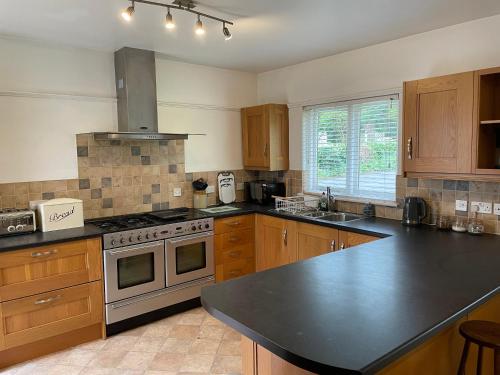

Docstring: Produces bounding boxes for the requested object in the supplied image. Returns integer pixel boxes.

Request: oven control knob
[205,224,210,229]
[145,233,150,240]
[16,224,24,231]
[129,236,134,242]
[120,238,125,244]
[111,239,117,246]
[7,225,15,232]
[191,226,196,231]
[198,225,202,230]
[137,235,143,241]
[153,232,158,238]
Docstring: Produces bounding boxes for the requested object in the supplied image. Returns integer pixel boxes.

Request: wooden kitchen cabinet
[338,230,378,249]
[403,72,474,174]
[0,238,102,302]
[296,222,338,261]
[215,214,255,282]
[0,237,104,368]
[0,281,102,350]
[255,215,296,272]
[241,104,289,171]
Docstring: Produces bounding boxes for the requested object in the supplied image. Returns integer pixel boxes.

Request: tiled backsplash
[0,136,498,234]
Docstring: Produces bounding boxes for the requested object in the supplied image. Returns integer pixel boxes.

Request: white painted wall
[257,14,500,170]
[0,38,257,183]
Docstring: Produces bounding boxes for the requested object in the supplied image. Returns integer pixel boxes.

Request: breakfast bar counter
[202,220,500,374]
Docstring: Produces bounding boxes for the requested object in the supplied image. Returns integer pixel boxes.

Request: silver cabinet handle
[407,137,413,160]
[340,243,345,250]
[228,251,242,258]
[31,249,58,258]
[227,221,241,227]
[34,295,61,305]
[282,228,287,246]
[330,240,336,251]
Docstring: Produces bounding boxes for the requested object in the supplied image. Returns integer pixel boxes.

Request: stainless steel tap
[326,186,335,212]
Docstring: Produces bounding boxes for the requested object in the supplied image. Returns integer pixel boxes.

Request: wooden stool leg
[494,349,499,375]
[458,340,471,375]
[476,345,483,375]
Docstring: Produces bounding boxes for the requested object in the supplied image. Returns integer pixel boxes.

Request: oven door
[165,231,214,287]
[104,241,165,303]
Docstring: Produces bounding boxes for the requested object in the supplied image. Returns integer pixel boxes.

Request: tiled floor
[0,307,242,375]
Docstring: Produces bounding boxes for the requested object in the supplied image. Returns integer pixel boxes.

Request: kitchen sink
[318,212,362,222]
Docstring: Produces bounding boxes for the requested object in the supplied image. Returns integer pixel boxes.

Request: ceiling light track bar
[131,0,233,25]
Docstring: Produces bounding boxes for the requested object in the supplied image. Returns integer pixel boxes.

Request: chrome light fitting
[120,0,233,39]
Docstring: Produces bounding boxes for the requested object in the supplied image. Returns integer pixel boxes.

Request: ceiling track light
[121,0,135,22]
[165,7,175,29]
[222,22,232,40]
[120,0,233,39]
[195,15,205,35]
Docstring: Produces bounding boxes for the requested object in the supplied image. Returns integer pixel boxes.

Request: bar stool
[457,320,500,375]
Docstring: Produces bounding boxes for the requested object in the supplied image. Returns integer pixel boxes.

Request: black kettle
[402,197,427,226]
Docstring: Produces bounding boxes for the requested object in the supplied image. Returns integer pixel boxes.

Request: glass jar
[451,217,468,233]
[436,215,451,230]
[467,216,484,235]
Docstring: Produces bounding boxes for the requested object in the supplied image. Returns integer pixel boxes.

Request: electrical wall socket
[455,200,468,212]
[173,188,182,197]
[236,183,245,191]
[206,185,215,194]
[494,203,500,216]
[470,201,492,214]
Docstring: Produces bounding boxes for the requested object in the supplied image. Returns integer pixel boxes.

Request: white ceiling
[2,0,500,73]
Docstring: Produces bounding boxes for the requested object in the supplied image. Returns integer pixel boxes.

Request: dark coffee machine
[402,197,427,226]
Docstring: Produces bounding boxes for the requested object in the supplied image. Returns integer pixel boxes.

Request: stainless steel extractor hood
[92,47,188,141]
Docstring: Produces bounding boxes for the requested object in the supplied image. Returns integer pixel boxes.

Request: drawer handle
[407,137,413,160]
[34,295,61,305]
[229,236,240,243]
[229,270,241,276]
[228,251,242,258]
[227,221,241,227]
[31,249,58,258]
[340,243,345,250]
[330,240,336,251]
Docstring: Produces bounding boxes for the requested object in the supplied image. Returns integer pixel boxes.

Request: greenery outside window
[302,94,399,203]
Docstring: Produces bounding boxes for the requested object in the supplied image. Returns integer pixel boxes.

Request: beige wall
[0,38,257,183]
[257,14,500,170]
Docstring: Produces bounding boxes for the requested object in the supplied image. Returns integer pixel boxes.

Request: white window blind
[302,94,399,203]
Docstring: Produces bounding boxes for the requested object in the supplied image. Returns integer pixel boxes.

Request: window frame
[301,90,402,206]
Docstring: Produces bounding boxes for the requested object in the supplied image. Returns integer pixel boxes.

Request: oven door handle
[165,231,214,244]
[105,240,164,256]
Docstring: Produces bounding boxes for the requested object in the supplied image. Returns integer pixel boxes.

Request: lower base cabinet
[0,237,105,369]
[338,230,378,249]
[296,222,339,260]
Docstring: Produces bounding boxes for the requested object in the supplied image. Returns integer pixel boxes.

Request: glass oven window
[176,242,206,275]
[117,253,155,289]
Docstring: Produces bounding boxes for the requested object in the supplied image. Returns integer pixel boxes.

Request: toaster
[0,208,36,236]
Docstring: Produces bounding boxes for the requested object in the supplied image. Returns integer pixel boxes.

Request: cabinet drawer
[221,228,254,249]
[215,215,254,234]
[0,238,102,302]
[223,258,255,281]
[216,243,255,265]
[0,281,103,350]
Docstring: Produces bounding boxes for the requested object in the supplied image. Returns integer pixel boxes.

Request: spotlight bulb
[121,5,135,22]
[165,10,175,29]
[223,25,232,40]
[195,16,205,35]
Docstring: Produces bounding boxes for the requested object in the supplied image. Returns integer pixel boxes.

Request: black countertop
[201,204,500,374]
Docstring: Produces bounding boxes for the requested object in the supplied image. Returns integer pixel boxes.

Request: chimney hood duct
[93,47,188,141]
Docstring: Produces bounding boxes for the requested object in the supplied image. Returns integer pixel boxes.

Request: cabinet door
[0,238,102,302]
[0,281,102,350]
[404,72,474,173]
[242,105,269,169]
[255,215,296,272]
[296,223,338,261]
[268,104,289,171]
[338,231,378,249]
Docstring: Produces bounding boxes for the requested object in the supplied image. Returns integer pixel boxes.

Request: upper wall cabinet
[473,67,500,176]
[241,104,289,171]
[403,72,474,174]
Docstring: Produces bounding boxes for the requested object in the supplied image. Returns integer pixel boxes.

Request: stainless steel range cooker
[89,208,214,331]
